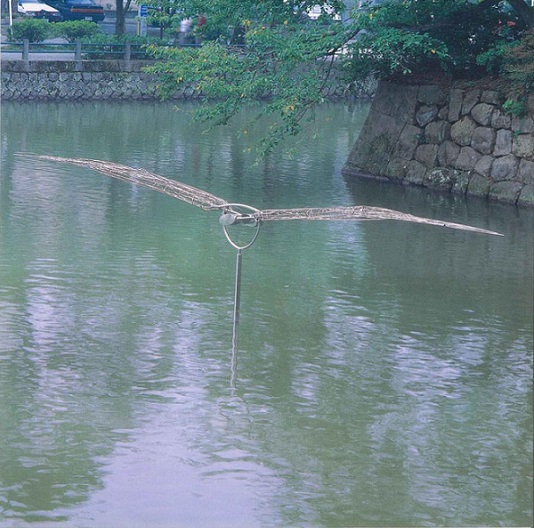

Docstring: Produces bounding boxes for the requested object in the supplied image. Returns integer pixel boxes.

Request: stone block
[517,184,534,207]
[471,103,494,126]
[344,108,405,176]
[373,82,419,124]
[393,123,421,160]
[468,173,491,197]
[438,140,460,166]
[451,170,470,194]
[425,120,450,144]
[404,160,427,185]
[512,115,534,134]
[385,157,408,180]
[423,167,455,191]
[418,84,447,105]
[518,159,534,185]
[481,90,500,105]
[416,105,439,127]
[474,155,493,177]
[491,109,511,129]
[471,127,496,155]
[415,144,439,167]
[491,154,519,181]
[494,129,512,157]
[455,146,482,171]
[512,134,534,161]
[489,181,522,204]
[448,89,464,122]
[461,89,480,115]
[450,116,477,146]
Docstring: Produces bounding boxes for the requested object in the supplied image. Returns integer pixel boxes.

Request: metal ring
[221,203,262,251]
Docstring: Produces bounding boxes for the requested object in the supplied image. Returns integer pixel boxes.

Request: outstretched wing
[255,206,504,236]
[37,156,229,211]
[37,155,503,237]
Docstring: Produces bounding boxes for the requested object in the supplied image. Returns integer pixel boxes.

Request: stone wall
[0,60,197,101]
[342,81,534,207]
[1,59,366,101]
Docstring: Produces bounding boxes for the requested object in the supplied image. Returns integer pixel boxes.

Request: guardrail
[1,40,155,61]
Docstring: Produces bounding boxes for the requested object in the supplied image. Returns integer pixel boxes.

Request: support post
[124,41,131,71]
[75,40,82,70]
[23,39,30,70]
[232,249,243,355]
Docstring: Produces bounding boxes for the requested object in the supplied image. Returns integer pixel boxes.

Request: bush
[344,0,528,81]
[503,30,534,97]
[52,20,101,42]
[7,19,52,42]
[477,30,533,103]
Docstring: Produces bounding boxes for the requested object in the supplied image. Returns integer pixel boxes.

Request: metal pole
[232,248,243,355]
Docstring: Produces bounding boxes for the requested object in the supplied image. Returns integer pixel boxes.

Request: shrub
[52,20,101,42]
[503,30,534,96]
[344,0,527,81]
[7,19,52,42]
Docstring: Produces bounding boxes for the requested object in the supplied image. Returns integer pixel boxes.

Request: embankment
[342,81,534,207]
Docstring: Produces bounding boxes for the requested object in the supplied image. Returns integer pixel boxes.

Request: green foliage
[144,0,533,154]
[52,20,101,42]
[147,19,347,154]
[502,30,534,95]
[502,97,527,116]
[344,27,449,79]
[476,41,516,74]
[7,19,52,42]
[346,0,527,80]
[476,29,533,101]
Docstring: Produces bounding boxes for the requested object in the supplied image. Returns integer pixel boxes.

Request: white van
[17,0,62,21]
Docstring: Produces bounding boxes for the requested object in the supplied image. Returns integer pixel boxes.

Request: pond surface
[0,101,532,527]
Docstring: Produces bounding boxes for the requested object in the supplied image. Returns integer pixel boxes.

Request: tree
[115,0,134,36]
[146,0,533,153]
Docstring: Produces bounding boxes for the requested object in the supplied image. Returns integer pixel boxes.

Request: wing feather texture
[38,156,228,210]
[35,155,503,237]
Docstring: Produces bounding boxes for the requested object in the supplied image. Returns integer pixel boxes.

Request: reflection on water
[0,101,532,527]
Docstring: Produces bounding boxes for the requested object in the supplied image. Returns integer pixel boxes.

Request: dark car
[44,0,105,22]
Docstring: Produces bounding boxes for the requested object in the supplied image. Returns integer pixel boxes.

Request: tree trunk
[508,0,534,29]
[115,0,125,36]
[478,0,534,30]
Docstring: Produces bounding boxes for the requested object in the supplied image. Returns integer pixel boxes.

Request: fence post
[75,40,82,70]
[23,39,30,70]
[124,41,131,72]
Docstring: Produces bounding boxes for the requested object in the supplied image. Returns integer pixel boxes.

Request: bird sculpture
[36,155,503,350]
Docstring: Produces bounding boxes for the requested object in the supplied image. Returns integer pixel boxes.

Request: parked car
[17,0,62,21]
[44,0,105,22]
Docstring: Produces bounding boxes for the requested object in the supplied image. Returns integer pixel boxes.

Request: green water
[0,101,532,527]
